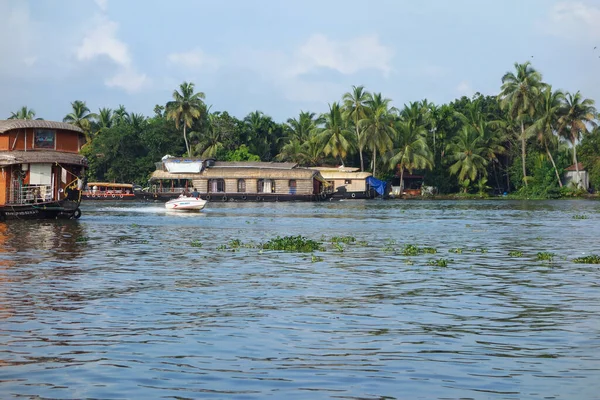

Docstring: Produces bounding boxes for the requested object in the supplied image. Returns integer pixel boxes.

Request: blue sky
[1,0,599,122]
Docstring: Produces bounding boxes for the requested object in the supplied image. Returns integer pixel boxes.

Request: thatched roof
[0,120,84,134]
[0,151,87,167]
[150,167,318,181]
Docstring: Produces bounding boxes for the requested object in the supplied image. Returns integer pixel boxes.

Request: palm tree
[342,85,370,171]
[446,126,489,190]
[525,86,565,187]
[318,102,353,166]
[498,61,544,187]
[97,107,113,130]
[388,119,433,192]
[8,106,38,120]
[286,111,316,142]
[276,139,306,164]
[559,91,598,187]
[129,113,147,133]
[192,113,225,158]
[113,104,129,125]
[63,100,97,133]
[166,81,206,157]
[361,93,395,177]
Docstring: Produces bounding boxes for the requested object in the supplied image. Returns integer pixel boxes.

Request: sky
[1,0,599,122]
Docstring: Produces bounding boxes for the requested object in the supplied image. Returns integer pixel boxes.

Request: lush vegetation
[7,62,600,196]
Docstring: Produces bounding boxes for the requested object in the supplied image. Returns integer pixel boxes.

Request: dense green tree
[166,82,206,157]
[97,107,113,130]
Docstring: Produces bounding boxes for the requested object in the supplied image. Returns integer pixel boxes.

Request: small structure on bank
[390,171,425,197]
[312,166,386,199]
[148,157,332,201]
[0,120,86,220]
[563,162,589,190]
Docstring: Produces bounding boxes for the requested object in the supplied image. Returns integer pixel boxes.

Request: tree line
[6,61,600,196]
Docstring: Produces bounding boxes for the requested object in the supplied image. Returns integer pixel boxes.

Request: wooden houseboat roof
[0,120,84,134]
[150,166,320,181]
[0,151,87,167]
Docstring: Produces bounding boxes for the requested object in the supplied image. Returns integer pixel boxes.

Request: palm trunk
[372,148,377,177]
[572,137,580,188]
[400,167,405,195]
[183,124,190,157]
[544,141,562,188]
[520,121,527,187]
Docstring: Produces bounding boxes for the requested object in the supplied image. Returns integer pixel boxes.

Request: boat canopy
[366,176,387,196]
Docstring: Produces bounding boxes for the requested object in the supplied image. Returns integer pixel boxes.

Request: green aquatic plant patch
[536,252,556,261]
[572,214,588,220]
[262,235,324,253]
[331,235,356,244]
[572,254,600,264]
[426,258,450,267]
[508,250,523,257]
[190,240,203,248]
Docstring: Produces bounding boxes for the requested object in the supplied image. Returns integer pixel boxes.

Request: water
[1,199,599,399]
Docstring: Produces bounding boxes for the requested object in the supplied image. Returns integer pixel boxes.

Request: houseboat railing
[6,184,54,204]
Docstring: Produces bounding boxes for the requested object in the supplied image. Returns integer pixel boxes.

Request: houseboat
[0,120,86,220]
[82,182,138,200]
[313,166,387,199]
[147,157,332,201]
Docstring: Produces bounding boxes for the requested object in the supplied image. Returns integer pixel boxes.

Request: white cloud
[167,48,220,71]
[75,14,149,92]
[76,16,130,66]
[94,0,108,12]
[539,2,600,41]
[457,80,474,97]
[105,67,148,93]
[287,34,393,77]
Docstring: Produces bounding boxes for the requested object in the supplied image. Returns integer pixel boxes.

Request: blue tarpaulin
[366,176,387,196]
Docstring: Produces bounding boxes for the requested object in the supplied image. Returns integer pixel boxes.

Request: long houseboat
[0,120,86,220]
[147,157,332,202]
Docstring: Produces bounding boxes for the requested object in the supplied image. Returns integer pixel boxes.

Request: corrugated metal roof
[0,120,84,134]
[565,162,585,171]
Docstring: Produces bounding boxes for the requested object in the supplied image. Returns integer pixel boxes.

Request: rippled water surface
[1,199,599,399]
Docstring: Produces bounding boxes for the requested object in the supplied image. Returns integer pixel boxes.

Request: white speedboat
[165,196,207,211]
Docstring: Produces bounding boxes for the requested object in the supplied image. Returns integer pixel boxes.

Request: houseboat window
[237,179,246,192]
[344,179,352,184]
[258,179,275,193]
[288,179,297,188]
[209,179,225,192]
[34,130,55,149]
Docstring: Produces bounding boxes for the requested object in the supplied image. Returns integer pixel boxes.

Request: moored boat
[165,195,207,211]
[82,182,139,200]
[0,120,87,220]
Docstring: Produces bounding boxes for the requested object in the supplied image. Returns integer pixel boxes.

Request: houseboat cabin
[82,182,138,200]
[149,157,331,201]
[313,166,381,199]
[0,120,86,220]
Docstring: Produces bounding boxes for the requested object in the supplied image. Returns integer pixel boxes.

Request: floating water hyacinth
[572,254,600,264]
